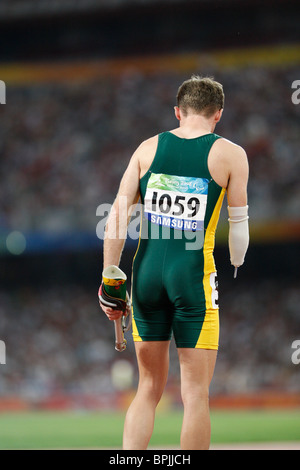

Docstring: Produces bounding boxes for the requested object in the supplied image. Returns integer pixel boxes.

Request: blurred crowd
[0,285,117,401]
[213,279,300,394]
[1,63,300,238]
[0,278,299,402]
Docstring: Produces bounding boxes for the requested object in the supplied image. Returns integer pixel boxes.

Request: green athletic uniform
[131,132,225,349]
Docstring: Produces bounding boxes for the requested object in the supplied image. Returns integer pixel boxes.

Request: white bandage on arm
[228,206,249,270]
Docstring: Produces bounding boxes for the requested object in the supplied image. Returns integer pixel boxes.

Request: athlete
[100,76,249,450]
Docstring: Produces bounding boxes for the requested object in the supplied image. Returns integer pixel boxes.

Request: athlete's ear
[215,108,223,123]
[174,106,181,121]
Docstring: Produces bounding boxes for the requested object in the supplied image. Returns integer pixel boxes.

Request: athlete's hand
[99,303,124,321]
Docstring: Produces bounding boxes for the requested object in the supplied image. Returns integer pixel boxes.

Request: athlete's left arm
[226,144,250,275]
[226,144,249,207]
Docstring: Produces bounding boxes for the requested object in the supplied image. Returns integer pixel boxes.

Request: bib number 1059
[151,191,200,218]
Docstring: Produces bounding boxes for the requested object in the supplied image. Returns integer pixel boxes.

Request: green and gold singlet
[131,132,225,349]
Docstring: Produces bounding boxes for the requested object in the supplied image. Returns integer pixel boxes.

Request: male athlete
[100,76,249,450]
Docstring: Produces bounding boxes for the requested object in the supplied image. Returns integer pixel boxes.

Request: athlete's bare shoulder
[209,136,248,189]
[211,136,248,168]
[215,138,249,206]
[213,136,246,155]
[136,134,159,152]
[133,134,159,178]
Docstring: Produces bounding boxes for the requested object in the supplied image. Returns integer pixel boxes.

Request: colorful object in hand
[99,265,129,352]
[100,265,127,312]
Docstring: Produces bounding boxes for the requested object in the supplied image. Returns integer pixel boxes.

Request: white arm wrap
[228,205,249,267]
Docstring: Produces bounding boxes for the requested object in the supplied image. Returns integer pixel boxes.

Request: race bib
[144,173,209,231]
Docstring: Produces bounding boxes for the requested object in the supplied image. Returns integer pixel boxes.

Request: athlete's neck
[171,116,215,139]
[172,107,222,139]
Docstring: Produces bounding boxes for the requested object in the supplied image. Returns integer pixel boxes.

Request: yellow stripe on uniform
[196,188,226,350]
[131,312,143,342]
[131,208,143,343]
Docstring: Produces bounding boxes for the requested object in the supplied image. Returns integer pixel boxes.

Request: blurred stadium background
[0,0,300,449]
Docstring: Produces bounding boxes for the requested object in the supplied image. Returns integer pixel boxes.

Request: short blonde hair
[176,75,224,118]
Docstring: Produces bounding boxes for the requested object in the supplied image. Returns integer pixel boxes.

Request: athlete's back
[140,131,225,241]
[131,131,226,348]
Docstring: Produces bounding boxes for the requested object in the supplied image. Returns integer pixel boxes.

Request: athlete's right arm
[103,150,141,270]
[103,135,158,270]
[100,149,140,320]
[226,144,249,275]
[101,137,157,320]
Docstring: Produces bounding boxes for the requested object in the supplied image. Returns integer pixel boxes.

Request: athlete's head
[176,75,224,119]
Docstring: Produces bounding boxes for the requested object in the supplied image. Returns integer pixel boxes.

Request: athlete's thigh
[177,348,217,393]
[134,341,170,393]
